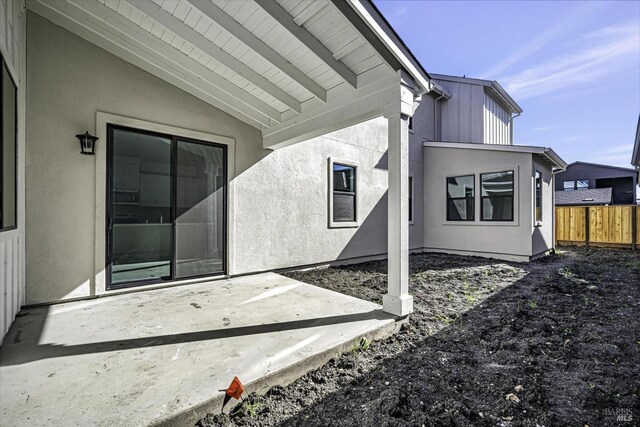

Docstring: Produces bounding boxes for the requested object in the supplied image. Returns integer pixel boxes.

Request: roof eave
[429,73,522,114]
[345,0,432,94]
[543,147,567,171]
[423,141,566,170]
[489,81,523,114]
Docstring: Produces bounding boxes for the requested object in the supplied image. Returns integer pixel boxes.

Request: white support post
[383,75,415,317]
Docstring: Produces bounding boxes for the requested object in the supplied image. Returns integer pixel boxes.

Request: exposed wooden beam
[263,74,399,149]
[255,0,358,89]
[187,0,327,102]
[68,0,282,125]
[126,0,302,113]
[28,0,265,129]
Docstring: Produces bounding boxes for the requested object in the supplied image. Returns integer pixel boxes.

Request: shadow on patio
[0,272,398,427]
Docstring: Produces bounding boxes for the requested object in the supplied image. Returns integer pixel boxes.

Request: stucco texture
[25,13,407,304]
[422,146,554,261]
[25,13,262,304]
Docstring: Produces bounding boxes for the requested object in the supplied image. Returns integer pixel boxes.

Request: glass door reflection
[175,139,225,278]
[110,128,172,285]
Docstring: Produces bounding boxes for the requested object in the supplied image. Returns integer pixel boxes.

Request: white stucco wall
[26,13,413,304]
[26,12,263,304]
[231,118,392,274]
[422,146,536,261]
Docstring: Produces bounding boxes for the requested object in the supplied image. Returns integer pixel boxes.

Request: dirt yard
[198,247,640,426]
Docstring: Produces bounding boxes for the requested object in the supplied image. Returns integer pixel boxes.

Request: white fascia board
[423,141,567,170]
[345,0,430,95]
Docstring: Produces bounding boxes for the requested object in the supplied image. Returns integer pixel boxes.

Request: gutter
[544,147,567,171]
[490,81,522,114]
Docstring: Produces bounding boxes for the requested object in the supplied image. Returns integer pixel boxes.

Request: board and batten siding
[438,81,484,144]
[0,0,26,342]
[483,92,511,145]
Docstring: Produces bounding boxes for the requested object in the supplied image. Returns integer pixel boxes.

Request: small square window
[576,179,588,190]
[563,180,575,191]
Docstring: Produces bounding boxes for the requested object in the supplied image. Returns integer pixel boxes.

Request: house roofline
[340,0,436,95]
[565,161,638,174]
[429,73,523,114]
[423,141,567,170]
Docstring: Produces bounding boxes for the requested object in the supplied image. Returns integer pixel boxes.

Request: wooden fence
[555,205,640,249]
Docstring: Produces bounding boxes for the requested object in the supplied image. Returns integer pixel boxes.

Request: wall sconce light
[75,131,98,155]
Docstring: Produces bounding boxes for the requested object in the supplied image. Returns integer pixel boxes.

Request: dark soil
[198,247,640,426]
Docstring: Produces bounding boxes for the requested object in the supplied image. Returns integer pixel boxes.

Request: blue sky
[374,0,640,168]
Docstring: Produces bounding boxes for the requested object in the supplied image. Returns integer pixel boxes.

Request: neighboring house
[0,0,566,342]
[555,162,638,205]
[555,188,612,206]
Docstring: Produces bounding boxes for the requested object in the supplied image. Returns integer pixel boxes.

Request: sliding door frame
[106,124,227,290]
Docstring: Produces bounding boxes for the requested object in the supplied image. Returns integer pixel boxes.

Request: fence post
[633,206,637,251]
[584,206,590,248]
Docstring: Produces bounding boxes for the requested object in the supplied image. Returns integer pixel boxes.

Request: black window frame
[106,124,228,290]
[535,170,542,224]
[480,170,515,222]
[446,174,475,222]
[563,180,575,191]
[408,175,414,223]
[331,162,357,223]
[0,54,18,232]
[576,179,588,190]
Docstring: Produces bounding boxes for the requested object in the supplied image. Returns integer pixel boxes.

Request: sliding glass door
[107,125,226,289]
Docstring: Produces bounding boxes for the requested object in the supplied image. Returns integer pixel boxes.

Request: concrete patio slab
[0,273,396,426]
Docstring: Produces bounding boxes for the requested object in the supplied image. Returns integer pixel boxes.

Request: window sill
[443,220,519,227]
[329,221,359,229]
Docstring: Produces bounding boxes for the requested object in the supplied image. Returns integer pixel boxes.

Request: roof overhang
[28,0,434,150]
[430,73,523,114]
[423,141,567,171]
[336,0,433,95]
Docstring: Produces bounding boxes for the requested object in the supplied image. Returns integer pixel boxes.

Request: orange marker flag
[226,376,245,400]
